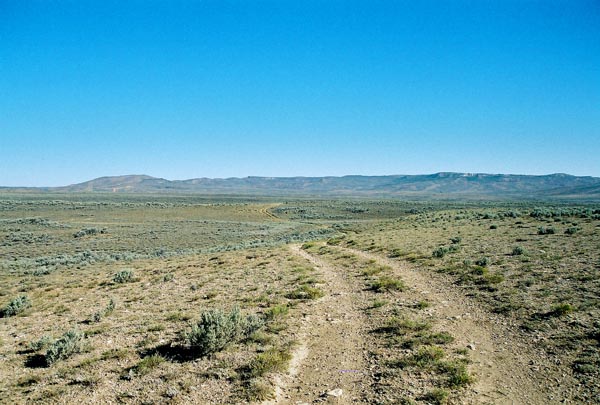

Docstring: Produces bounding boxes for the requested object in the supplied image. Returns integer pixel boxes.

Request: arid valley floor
[1,195,599,404]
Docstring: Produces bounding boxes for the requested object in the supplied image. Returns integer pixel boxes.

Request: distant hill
[12,172,593,200]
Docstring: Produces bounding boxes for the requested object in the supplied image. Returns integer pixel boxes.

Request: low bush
[432,247,448,258]
[73,227,105,238]
[45,329,85,365]
[91,298,115,322]
[113,269,134,283]
[401,331,454,349]
[483,273,504,284]
[247,347,291,377]
[391,345,445,369]
[29,335,54,351]
[447,244,460,253]
[378,317,431,334]
[285,285,324,300]
[183,307,263,357]
[422,388,449,405]
[550,303,574,317]
[511,246,526,256]
[388,248,404,258]
[370,276,405,292]
[265,304,288,320]
[362,265,387,277]
[132,354,164,376]
[443,361,474,388]
[1,295,31,317]
[371,299,389,309]
[450,236,462,244]
[537,226,556,235]
[565,227,579,235]
[245,378,274,401]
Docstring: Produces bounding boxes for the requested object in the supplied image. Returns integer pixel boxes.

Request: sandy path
[264,245,372,404]
[261,204,281,221]
[341,246,580,404]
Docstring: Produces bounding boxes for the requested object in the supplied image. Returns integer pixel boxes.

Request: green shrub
[565,227,579,235]
[443,361,474,388]
[388,248,404,258]
[432,247,448,258]
[113,269,134,283]
[370,276,405,292]
[1,295,31,317]
[247,331,273,345]
[537,226,555,235]
[550,303,574,317]
[474,257,489,267]
[326,237,344,246]
[416,300,430,309]
[392,345,445,369]
[422,388,449,404]
[245,378,274,401]
[285,285,324,300]
[45,329,85,365]
[29,335,54,351]
[401,331,454,349]
[447,244,460,253]
[184,307,263,357]
[247,347,292,377]
[105,298,115,314]
[483,273,504,284]
[380,317,431,334]
[511,246,526,256]
[265,304,288,320]
[490,224,498,229]
[91,298,116,322]
[450,236,462,244]
[362,265,387,276]
[73,227,104,238]
[371,299,389,309]
[132,354,164,376]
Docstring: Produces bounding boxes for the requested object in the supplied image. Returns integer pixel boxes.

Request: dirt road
[266,244,580,404]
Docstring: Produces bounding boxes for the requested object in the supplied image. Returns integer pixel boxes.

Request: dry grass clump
[246,347,292,377]
[370,276,405,292]
[285,284,323,300]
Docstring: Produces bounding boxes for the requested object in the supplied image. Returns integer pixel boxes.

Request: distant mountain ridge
[7,172,595,200]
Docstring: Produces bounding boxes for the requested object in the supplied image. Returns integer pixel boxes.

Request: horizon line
[2,171,599,189]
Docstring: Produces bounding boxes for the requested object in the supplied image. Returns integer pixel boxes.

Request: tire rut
[340,246,579,404]
[264,245,372,404]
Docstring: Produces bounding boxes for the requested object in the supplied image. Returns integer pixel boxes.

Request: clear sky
[1,0,599,186]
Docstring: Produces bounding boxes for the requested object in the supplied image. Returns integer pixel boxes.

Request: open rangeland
[0,195,598,404]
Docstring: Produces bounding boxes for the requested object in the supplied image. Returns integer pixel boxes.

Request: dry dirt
[264,245,373,404]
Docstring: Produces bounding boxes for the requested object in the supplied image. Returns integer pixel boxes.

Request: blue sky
[1,0,599,186]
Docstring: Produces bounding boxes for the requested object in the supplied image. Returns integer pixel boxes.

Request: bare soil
[265,245,373,404]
